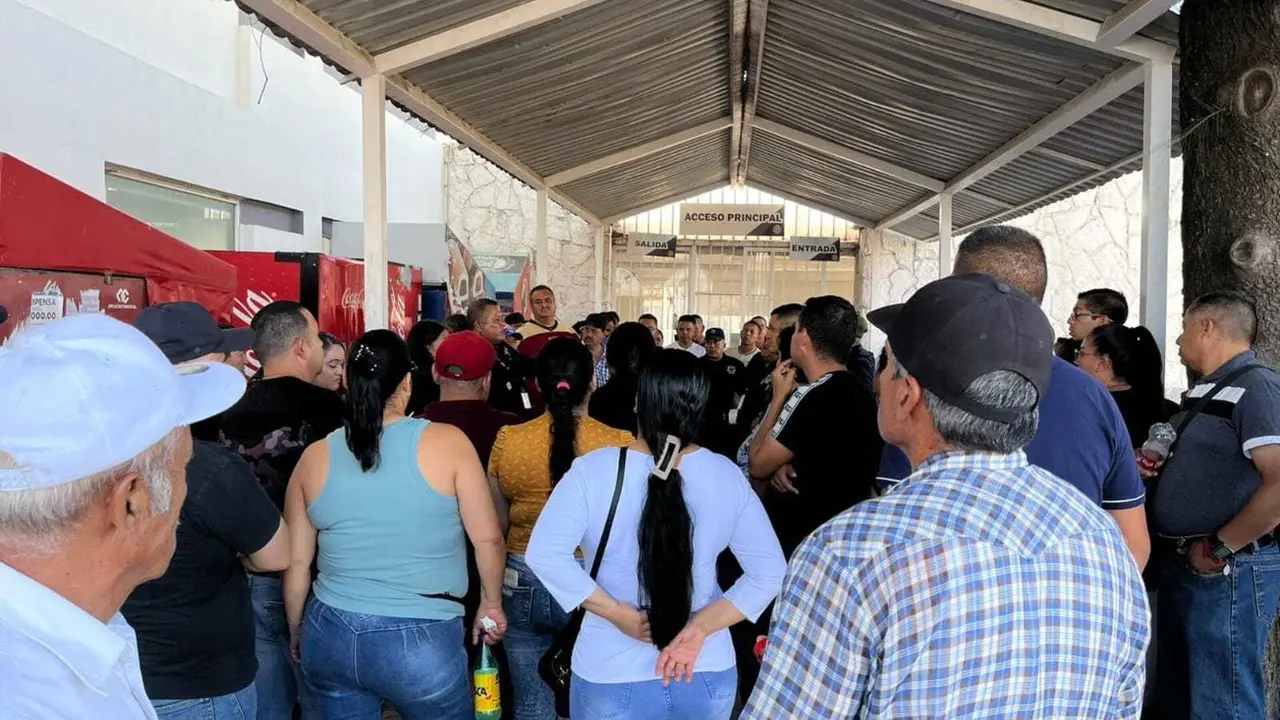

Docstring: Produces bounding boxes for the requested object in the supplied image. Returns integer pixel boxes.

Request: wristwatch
[1206,533,1235,561]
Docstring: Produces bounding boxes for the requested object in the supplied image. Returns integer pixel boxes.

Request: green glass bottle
[473,617,501,720]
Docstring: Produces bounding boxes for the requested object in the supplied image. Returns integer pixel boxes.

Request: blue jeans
[1152,543,1280,719]
[152,684,257,719]
[570,668,737,720]
[503,554,570,720]
[299,596,472,720]
[248,574,305,720]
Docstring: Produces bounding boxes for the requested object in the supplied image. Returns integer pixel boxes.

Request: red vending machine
[0,154,237,342]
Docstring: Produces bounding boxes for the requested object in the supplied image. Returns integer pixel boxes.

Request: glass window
[104,173,237,251]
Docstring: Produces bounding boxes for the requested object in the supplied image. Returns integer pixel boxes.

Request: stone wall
[444,145,597,321]
[859,160,1186,395]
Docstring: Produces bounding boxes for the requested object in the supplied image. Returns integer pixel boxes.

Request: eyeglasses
[1069,312,1101,322]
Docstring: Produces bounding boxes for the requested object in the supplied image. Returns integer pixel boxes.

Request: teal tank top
[309,419,467,620]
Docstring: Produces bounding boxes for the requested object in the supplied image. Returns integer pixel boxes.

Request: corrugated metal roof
[557,129,731,221]
[403,0,729,178]
[237,0,1181,239]
[299,0,531,54]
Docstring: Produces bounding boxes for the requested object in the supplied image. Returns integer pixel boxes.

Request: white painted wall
[0,0,444,248]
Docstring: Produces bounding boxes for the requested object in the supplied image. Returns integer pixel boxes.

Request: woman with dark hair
[406,320,449,415]
[282,330,507,719]
[527,350,786,720]
[589,322,658,433]
[1076,324,1177,447]
[314,332,347,393]
[488,338,633,719]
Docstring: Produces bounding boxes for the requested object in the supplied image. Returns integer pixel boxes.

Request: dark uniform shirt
[488,341,535,418]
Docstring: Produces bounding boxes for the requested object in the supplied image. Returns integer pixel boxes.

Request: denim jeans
[1151,543,1280,719]
[570,668,736,720]
[152,684,257,719]
[248,574,305,720]
[503,554,570,720]
[299,596,472,720]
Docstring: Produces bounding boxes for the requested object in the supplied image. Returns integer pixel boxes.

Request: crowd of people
[2,226,1280,720]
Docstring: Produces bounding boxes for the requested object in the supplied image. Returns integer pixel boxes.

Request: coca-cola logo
[341,288,363,310]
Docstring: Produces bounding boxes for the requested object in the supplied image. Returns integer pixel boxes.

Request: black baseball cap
[704,328,726,343]
[868,273,1053,422]
[135,301,256,365]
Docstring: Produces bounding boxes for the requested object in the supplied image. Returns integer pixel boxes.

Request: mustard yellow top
[489,414,633,554]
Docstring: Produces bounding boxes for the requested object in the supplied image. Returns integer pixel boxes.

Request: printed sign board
[789,237,841,262]
[679,203,785,236]
[626,233,677,257]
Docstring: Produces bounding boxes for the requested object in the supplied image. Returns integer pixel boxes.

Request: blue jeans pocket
[574,678,632,720]
[1252,561,1280,622]
[504,585,534,629]
[701,670,736,701]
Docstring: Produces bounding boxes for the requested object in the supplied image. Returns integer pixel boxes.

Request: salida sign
[789,237,841,262]
[626,233,677,257]
[680,203,785,236]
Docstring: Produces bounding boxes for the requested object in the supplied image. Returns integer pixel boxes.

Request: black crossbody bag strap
[1168,364,1265,461]
[589,446,628,579]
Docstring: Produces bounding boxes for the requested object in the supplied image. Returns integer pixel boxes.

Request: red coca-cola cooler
[0,154,237,342]
[211,250,423,350]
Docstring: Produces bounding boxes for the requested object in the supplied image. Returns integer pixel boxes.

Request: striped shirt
[744,450,1150,719]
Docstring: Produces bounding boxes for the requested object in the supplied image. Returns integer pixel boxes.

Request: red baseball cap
[434,331,497,381]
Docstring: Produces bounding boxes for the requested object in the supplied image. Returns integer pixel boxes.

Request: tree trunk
[1182,0,1280,365]
[1181,2,1280,714]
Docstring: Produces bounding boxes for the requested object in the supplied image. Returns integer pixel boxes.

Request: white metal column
[1140,59,1173,354]
[535,188,549,286]
[593,225,605,311]
[688,242,700,314]
[938,193,954,279]
[739,251,749,319]
[819,263,828,294]
[361,74,389,331]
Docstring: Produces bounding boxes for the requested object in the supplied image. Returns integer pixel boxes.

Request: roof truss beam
[733,0,771,186]
[749,182,877,229]
[728,0,748,187]
[1096,0,1182,48]
[918,0,1175,62]
[237,0,601,224]
[602,181,731,225]
[545,118,732,187]
[373,0,606,76]
[876,62,1145,231]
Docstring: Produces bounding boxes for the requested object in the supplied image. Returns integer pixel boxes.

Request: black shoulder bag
[538,446,628,716]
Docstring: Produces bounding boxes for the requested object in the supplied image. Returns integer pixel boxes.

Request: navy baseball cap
[868,273,1053,422]
[135,301,256,365]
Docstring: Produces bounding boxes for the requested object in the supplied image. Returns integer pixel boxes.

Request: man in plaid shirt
[743,274,1150,719]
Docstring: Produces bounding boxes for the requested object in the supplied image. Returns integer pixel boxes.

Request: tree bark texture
[1181,2,1280,714]
[1182,0,1280,366]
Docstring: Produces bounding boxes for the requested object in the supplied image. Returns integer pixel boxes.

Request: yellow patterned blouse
[489,413,634,554]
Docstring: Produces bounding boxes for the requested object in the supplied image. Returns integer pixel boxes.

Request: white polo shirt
[0,561,157,719]
[667,341,707,358]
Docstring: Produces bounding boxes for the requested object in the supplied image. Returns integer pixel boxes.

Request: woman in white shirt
[526,349,786,719]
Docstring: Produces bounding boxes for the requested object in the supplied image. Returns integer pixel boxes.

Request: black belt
[1159,531,1278,555]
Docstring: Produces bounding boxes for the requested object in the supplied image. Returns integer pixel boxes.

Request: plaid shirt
[743,450,1150,719]
[594,355,610,388]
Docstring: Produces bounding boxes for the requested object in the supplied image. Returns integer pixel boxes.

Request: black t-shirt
[489,342,535,418]
[763,371,882,557]
[218,376,344,511]
[701,355,747,421]
[1110,388,1178,449]
[589,374,639,434]
[736,353,775,433]
[122,442,281,699]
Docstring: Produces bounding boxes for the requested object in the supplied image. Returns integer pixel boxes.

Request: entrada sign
[789,237,840,262]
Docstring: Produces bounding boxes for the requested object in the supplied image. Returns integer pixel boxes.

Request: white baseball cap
[0,313,247,492]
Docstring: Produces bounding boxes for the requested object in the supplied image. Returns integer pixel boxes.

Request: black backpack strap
[588,447,628,581]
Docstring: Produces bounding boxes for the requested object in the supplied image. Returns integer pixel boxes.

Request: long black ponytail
[636,349,707,648]
[536,338,593,484]
[344,330,412,472]
[1091,324,1166,405]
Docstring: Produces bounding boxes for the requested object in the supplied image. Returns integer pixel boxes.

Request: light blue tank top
[309,419,467,620]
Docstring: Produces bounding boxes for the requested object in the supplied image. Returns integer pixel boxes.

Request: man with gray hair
[1145,290,1280,718]
[0,314,246,718]
[745,274,1150,718]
